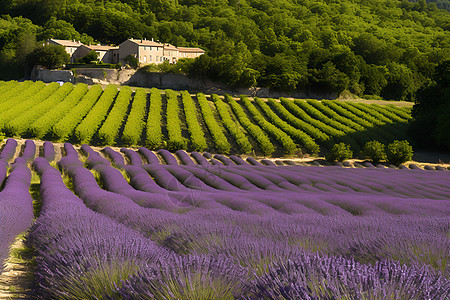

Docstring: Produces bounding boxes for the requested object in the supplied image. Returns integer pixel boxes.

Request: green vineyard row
[0,80,412,157]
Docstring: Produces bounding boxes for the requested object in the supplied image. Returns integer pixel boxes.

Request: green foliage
[1,0,449,98]
[98,86,132,145]
[386,140,414,166]
[0,81,415,156]
[74,85,118,144]
[269,98,331,147]
[52,85,103,141]
[196,93,231,154]
[122,88,147,146]
[26,44,69,69]
[165,89,187,151]
[212,94,252,154]
[124,55,138,69]
[180,91,207,151]
[227,95,274,156]
[139,59,195,74]
[30,83,88,138]
[76,50,100,64]
[0,15,39,79]
[242,96,298,155]
[326,143,353,162]
[1,81,60,134]
[8,82,74,136]
[145,88,164,149]
[411,60,450,151]
[363,141,386,164]
[254,97,316,155]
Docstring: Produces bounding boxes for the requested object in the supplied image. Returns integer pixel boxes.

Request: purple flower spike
[214,154,235,166]
[175,150,196,165]
[157,149,178,165]
[246,157,263,166]
[190,151,209,166]
[121,148,143,166]
[42,141,55,162]
[0,162,33,273]
[80,144,110,168]
[138,147,161,164]
[21,139,36,162]
[103,146,125,169]
[0,138,17,162]
[229,155,249,165]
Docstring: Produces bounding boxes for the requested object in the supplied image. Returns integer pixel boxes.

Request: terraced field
[0,138,448,298]
[0,80,412,157]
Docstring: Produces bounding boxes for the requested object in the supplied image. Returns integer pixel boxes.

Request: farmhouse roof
[128,38,163,47]
[164,43,179,51]
[177,47,205,53]
[48,39,84,47]
[85,45,119,51]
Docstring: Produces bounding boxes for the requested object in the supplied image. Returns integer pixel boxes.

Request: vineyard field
[0,81,412,157]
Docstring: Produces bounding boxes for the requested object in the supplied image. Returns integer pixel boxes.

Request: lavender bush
[0,138,17,162]
[42,141,55,161]
[0,159,33,273]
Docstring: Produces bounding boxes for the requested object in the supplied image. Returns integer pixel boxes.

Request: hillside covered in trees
[1,0,449,100]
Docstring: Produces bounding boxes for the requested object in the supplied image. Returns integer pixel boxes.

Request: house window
[156,56,158,61]
[144,56,147,62]
[150,55,152,61]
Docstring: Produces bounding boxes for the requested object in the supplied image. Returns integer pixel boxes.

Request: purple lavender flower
[0,160,33,273]
[42,141,55,162]
[138,147,161,164]
[121,147,143,166]
[21,139,36,162]
[176,150,196,165]
[157,149,179,165]
[0,138,17,162]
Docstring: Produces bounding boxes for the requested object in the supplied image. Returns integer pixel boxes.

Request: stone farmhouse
[47,39,84,63]
[72,45,119,64]
[47,38,205,66]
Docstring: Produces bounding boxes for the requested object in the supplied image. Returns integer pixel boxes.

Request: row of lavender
[0,139,449,298]
[37,150,450,298]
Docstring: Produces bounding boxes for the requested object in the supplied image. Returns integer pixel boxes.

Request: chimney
[152,38,154,42]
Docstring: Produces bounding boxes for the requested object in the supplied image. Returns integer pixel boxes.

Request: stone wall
[33,67,337,99]
[31,68,74,83]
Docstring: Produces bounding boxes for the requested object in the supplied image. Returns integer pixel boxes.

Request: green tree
[77,50,100,64]
[411,60,450,150]
[326,143,353,162]
[363,140,386,164]
[386,140,414,166]
[26,44,69,69]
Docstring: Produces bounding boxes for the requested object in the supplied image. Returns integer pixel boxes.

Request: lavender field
[0,138,449,299]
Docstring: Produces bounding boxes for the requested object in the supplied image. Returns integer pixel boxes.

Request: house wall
[72,46,90,62]
[111,49,120,64]
[163,49,179,63]
[48,40,80,63]
[119,40,139,65]
[178,51,203,59]
[138,45,164,65]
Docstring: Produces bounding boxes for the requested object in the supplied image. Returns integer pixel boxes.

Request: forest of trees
[1,0,449,101]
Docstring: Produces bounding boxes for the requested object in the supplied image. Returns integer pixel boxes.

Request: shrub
[326,143,353,162]
[386,140,413,166]
[363,140,386,163]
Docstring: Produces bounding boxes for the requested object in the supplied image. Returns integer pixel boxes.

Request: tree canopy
[0,0,449,100]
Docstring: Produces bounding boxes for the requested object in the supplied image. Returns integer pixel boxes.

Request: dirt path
[0,237,35,299]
